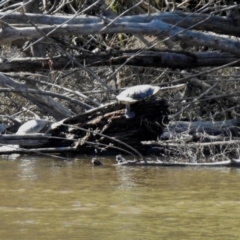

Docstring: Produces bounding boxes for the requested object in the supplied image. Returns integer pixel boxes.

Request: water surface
[0,155,239,239]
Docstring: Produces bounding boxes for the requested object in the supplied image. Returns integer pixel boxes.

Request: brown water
[0,155,240,239]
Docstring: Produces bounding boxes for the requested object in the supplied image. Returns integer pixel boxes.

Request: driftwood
[1,52,240,72]
[1,98,240,155]
[0,73,72,120]
[0,134,71,148]
[61,98,169,152]
[0,145,78,154]
[1,12,240,37]
[0,98,169,155]
[1,12,240,59]
[0,19,238,57]
[142,118,240,159]
[0,3,240,164]
[1,98,240,160]
[0,134,51,147]
[115,157,240,167]
[142,139,240,159]
[160,119,240,138]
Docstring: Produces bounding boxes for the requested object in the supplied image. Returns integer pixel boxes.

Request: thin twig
[172,82,220,119]
[61,124,144,160]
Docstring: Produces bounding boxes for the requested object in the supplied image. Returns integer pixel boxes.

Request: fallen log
[0,134,51,147]
[60,98,169,152]
[160,119,240,138]
[0,134,72,148]
[0,98,169,155]
[2,52,240,72]
[0,145,82,154]
[115,158,240,167]
[143,118,240,158]
[142,139,240,150]
[115,154,240,167]
[2,97,240,159]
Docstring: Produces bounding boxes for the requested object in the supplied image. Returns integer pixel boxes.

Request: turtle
[16,119,51,135]
[91,157,103,166]
[116,155,126,163]
[116,84,186,118]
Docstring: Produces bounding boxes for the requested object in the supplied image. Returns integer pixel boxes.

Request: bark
[63,98,169,151]
[1,12,240,37]
[1,52,240,72]
[1,14,240,57]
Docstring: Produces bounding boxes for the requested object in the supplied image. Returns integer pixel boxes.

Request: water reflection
[18,159,38,181]
[0,156,239,239]
[115,166,140,190]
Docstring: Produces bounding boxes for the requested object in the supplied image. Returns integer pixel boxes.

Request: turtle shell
[116,85,160,104]
[16,120,49,134]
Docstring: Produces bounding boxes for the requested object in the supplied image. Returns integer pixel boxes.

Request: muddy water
[0,155,240,239]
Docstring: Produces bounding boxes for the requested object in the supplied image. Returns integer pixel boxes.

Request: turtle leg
[125,104,135,119]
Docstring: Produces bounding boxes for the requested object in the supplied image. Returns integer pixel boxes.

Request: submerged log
[115,155,240,167]
[0,145,78,154]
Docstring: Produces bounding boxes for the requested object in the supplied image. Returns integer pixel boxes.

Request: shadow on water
[0,155,240,239]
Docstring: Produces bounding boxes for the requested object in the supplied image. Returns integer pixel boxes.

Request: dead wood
[0,134,51,147]
[161,119,240,137]
[1,99,240,160]
[0,131,72,149]
[181,71,240,105]
[61,98,169,152]
[1,14,240,57]
[2,52,240,72]
[1,12,240,37]
[22,0,47,58]
[115,158,240,167]
[142,118,240,159]
[0,99,168,156]
[0,87,93,110]
[0,73,73,120]
[0,145,78,154]
[1,3,240,162]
